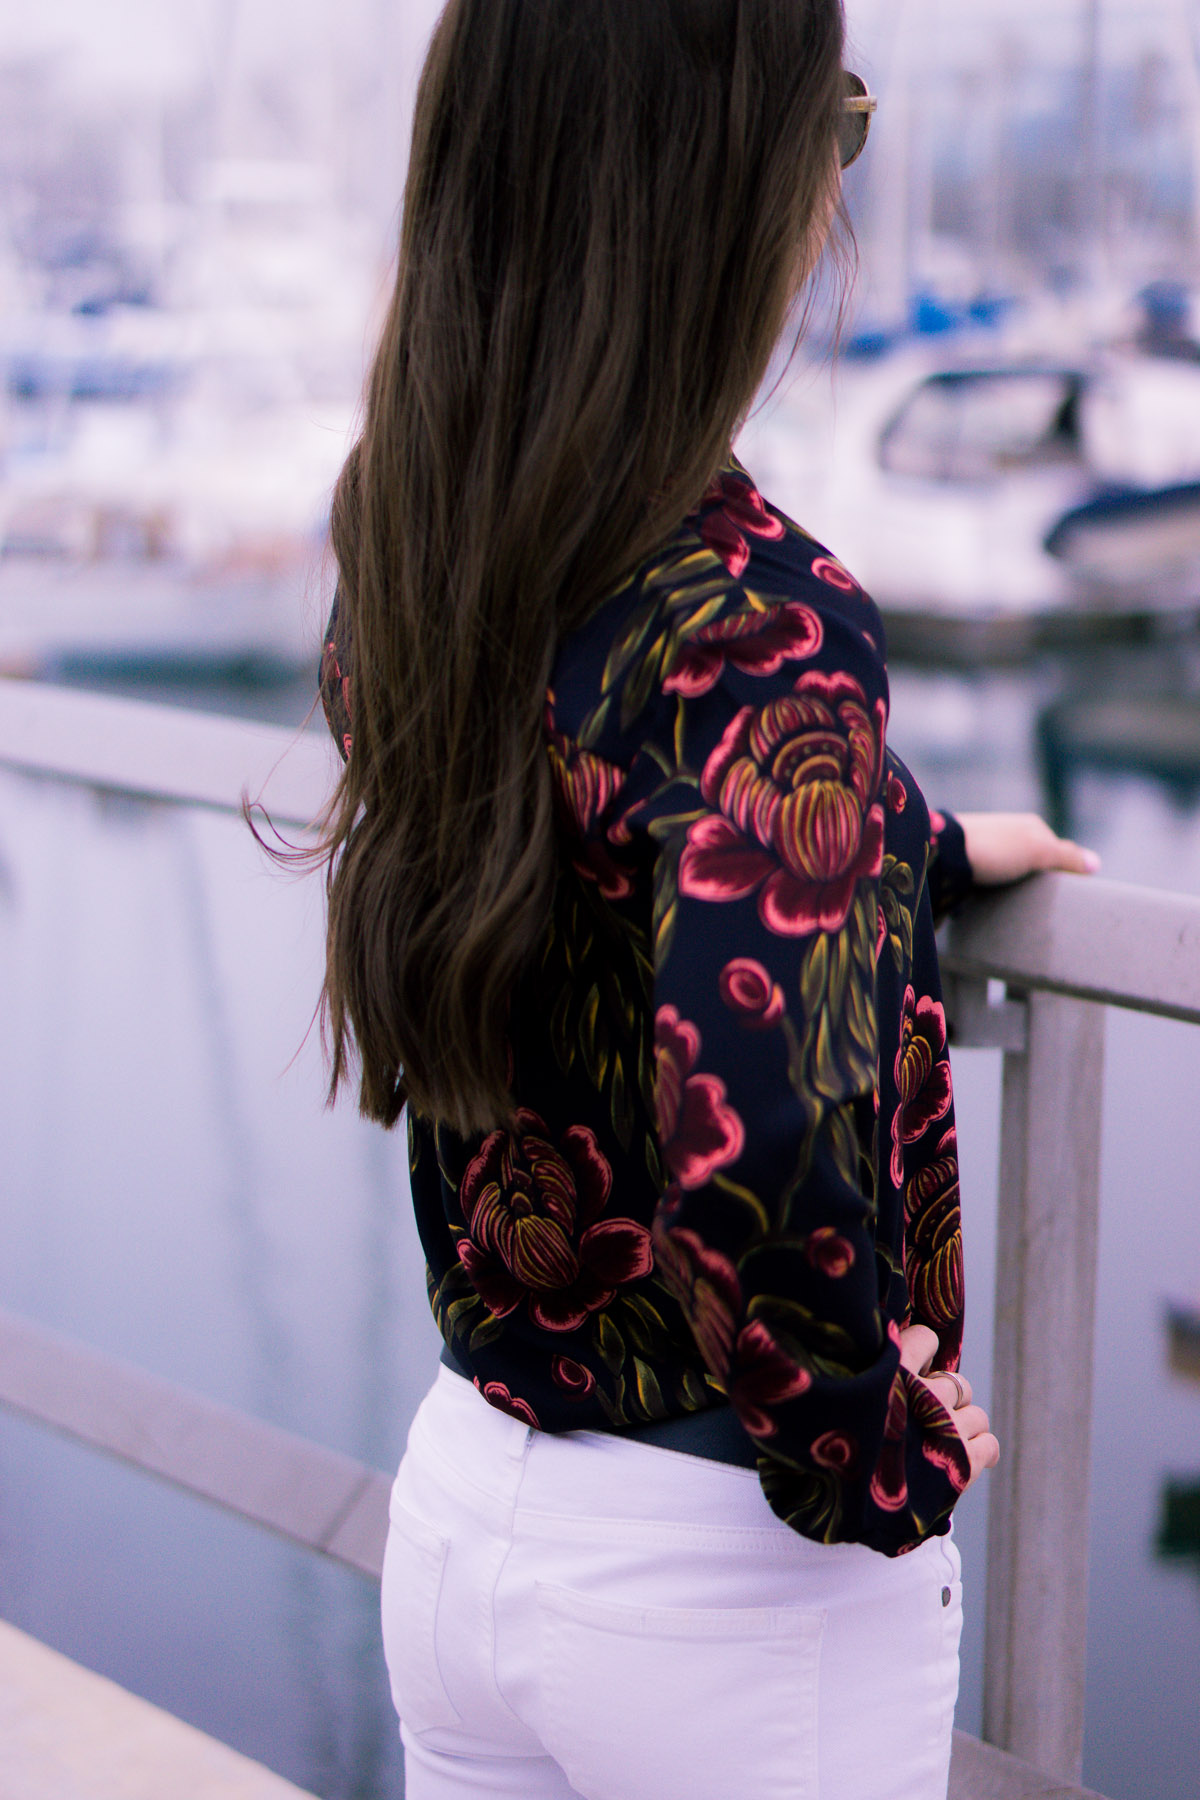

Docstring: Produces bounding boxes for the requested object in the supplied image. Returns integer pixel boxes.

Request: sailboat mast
[1078,0,1105,304]
[866,0,914,329]
[1172,0,1200,275]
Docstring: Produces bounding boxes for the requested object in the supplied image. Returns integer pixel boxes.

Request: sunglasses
[839,71,877,170]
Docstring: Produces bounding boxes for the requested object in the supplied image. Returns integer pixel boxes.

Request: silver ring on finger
[939,1370,968,1410]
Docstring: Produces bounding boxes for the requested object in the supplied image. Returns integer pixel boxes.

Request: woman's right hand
[956,812,1100,886]
[898,1323,1000,1491]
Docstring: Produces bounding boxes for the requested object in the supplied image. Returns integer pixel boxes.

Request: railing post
[983,989,1106,1782]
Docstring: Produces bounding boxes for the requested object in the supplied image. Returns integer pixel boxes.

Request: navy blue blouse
[322,460,975,1556]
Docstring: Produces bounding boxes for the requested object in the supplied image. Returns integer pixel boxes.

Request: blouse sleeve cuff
[928,808,973,923]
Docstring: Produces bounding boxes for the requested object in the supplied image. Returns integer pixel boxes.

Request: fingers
[966,1431,1001,1488]
[948,1401,999,1492]
[1045,840,1101,875]
[950,1400,998,1494]
[903,1355,1000,1492]
[906,1355,1000,1490]
[952,1401,991,1442]
[958,811,1101,885]
[897,1323,939,1377]
[1028,819,1101,876]
[921,1376,986,1439]
[926,1370,972,1411]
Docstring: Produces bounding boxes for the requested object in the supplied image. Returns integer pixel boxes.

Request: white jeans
[382,1364,962,1800]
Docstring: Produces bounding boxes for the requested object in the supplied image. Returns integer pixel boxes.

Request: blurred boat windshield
[880,370,1084,481]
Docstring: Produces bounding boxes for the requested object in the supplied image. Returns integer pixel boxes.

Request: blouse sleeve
[615,609,970,1555]
[927,808,973,923]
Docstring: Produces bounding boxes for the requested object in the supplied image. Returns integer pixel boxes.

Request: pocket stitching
[388,1495,448,1554]
[535,1582,825,1800]
[536,1578,827,1641]
[381,1502,463,1734]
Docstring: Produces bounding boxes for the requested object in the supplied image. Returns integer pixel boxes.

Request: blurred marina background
[2,0,1200,1795]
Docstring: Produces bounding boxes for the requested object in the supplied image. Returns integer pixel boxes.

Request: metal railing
[940,873,1200,1788]
[0,1305,391,1581]
[3,675,1182,1800]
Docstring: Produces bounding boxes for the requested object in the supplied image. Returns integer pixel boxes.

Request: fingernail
[1081,850,1101,873]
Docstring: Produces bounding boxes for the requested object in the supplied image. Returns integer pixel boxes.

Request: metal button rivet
[941,1587,952,1607]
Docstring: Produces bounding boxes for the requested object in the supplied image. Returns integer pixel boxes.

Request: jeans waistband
[438,1341,758,1470]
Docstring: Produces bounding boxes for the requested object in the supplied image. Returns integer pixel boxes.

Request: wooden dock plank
[950,1730,1110,1800]
[0,1621,318,1799]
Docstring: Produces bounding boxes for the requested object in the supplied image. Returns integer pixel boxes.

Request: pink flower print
[652,1224,741,1383]
[695,469,786,578]
[458,1111,652,1333]
[868,1375,910,1513]
[551,1356,596,1398]
[322,640,353,757]
[653,1008,746,1189]
[891,987,954,1184]
[806,1227,856,1278]
[654,1233,814,1438]
[811,554,861,595]
[811,1429,859,1475]
[475,1380,540,1429]
[678,670,886,936]
[663,602,823,698]
[545,720,632,900]
[719,957,785,1029]
[905,1127,964,1346]
[728,1319,812,1437]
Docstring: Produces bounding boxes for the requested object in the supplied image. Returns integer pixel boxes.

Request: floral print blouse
[320,460,976,1557]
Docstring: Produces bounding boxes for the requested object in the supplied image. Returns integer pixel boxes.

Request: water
[0,751,441,1798]
[1,660,1199,1799]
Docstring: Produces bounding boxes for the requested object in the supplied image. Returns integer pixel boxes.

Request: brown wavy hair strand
[321,0,848,1135]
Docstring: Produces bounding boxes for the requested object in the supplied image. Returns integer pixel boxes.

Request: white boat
[739,323,1200,662]
[0,158,381,683]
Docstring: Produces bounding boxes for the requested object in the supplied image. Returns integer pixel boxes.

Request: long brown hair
[321,0,848,1136]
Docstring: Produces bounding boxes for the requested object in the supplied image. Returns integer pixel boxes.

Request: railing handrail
[941,870,1200,1024]
[5,676,1200,1019]
[0,677,337,829]
[0,1307,390,1580]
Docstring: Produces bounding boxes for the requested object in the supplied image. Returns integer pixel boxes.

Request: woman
[316,3,1097,1796]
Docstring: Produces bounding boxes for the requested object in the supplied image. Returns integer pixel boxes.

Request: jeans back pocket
[535,1580,825,1800]
[380,1500,463,1737]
